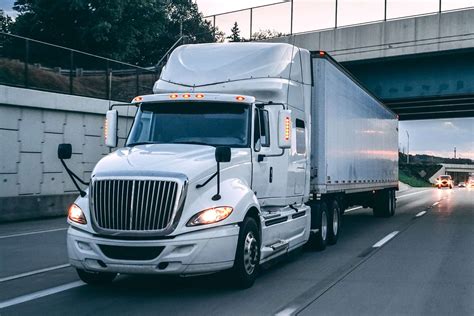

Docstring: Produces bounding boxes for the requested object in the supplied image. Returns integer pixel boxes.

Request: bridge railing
[0,32,158,102]
[206,0,474,41]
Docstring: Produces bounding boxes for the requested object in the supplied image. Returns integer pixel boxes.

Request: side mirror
[57,143,72,160]
[105,110,118,147]
[278,109,292,149]
[215,146,231,163]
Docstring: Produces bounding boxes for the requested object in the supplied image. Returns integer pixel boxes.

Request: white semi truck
[58,43,398,288]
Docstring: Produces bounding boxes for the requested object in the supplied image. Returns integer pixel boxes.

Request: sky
[1,0,474,160]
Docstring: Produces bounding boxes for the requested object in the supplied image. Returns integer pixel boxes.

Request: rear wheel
[76,269,116,285]
[308,201,328,251]
[231,216,260,289]
[328,200,341,245]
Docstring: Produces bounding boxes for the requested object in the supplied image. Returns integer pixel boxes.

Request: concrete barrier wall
[0,85,134,222]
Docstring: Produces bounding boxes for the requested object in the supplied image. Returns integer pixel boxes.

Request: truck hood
[92,144,249,183]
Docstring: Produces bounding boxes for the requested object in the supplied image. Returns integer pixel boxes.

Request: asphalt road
[1,187,473,315]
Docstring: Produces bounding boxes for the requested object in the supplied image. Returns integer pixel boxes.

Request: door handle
[269,167,273,183]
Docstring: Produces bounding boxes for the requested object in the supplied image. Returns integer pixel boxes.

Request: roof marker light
[195,93,205,99]
[319,51,325,57]
[183,93,191,99]
[170,93,179,99]
[133,96,143,102]
[236,96,245,101]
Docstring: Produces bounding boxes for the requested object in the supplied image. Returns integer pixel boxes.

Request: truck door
[252,106,288,204]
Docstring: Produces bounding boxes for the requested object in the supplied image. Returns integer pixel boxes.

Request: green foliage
[0,9,12,33]
[10,0,214,66]
[227,22,241,42]
[399,170,432,187]
[252,29,284,40]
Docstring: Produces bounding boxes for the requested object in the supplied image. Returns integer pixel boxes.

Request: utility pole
[406,130,410,164]
[454,147,457,159]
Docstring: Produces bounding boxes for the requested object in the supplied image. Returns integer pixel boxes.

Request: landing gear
[328,200,341,245]
[373,189,396,217]
[308,201,328,251]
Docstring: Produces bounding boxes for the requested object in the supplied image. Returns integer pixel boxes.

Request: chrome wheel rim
[243,232,258,275]
[333,208,339,235]
[321,211,328,241]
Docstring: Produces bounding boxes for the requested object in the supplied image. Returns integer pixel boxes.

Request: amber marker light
[183,93,191,98]
[236,96,245,101]
[68,204,87,225]
[169,93,179,99]
[319,51,325,57]
[133,96,143,102]
[284,116,291,141]
[195,93,205,99]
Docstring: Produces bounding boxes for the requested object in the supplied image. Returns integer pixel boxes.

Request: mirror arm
[195,171,218,189]
[60,159,88,197]
[212,162,221,201]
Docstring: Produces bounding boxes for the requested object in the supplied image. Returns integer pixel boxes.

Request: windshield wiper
[127,141,159,147]
[171,141,215,146]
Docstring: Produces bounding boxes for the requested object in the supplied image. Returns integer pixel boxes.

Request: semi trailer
[59,43,398,288]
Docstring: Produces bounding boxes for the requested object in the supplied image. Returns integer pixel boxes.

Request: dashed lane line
[0,281,84,310]
[0,264,71,283]
[0,228,67,240]
[372,231,399,248]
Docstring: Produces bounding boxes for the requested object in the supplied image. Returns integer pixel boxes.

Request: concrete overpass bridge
[429,163,474,184]
[230,9,466,120]
[265,8,474,120]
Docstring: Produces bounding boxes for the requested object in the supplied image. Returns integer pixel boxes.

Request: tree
[252,29,284,40]
[10,0,214,66]
[227,22,241,42]
[0,9,12,33]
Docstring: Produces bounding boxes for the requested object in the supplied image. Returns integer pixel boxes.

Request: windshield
[126,102,250,147]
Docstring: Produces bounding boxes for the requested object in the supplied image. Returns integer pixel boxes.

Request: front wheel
[231,217,260,289]
[76,269,117,285]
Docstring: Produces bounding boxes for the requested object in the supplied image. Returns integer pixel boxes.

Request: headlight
[186,206,233,227]
[68,204,87,225]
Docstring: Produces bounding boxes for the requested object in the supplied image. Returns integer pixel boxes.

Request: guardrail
[0,32,158,102]
[205,0,474,41]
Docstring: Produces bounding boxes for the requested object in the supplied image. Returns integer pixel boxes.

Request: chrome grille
[91,179,179,231]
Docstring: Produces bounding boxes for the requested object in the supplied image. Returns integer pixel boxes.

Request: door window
[295,119,306,154]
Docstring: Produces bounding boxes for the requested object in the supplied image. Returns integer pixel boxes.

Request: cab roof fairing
[155,43,311,89]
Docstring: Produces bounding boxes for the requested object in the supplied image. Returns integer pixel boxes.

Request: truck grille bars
[90,179,179,232]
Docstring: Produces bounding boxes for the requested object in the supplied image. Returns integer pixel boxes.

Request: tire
[327,200,341,245]
[373,189,395,218]
[76,269,117,285]
[307,201,328,251]
[231,216,260,289]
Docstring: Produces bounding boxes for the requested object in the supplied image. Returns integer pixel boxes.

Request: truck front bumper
[67,224,239,275]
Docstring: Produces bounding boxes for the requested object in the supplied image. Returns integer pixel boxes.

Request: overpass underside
[343,49,474,120]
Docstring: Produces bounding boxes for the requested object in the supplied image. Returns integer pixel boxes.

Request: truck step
[269,240,289,252]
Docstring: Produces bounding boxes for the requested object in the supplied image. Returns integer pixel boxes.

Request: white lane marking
[397,190,429,199]
[432,202,440,206]
[0,228,67,240]
[0,281,84,309]
[345,206,363,213]
[275,307,296,316]
[372,231,399,248]
[0,264,71,283]
[415,211,427,218]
